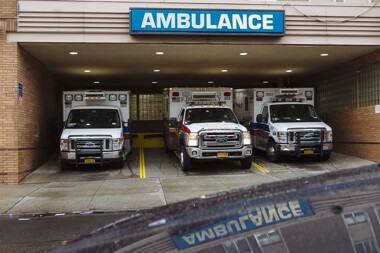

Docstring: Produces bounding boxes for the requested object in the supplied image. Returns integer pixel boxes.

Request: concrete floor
[0,149,376,215]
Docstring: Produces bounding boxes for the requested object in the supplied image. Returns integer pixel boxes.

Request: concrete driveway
[0,149,376,215]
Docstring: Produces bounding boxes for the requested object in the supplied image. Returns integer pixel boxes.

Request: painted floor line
[253,162,269,173]
[139,148,146,178]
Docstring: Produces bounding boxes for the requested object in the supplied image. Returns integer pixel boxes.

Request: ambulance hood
[273,122,332,132]
[185,122,247,133]
[60,128,122,139]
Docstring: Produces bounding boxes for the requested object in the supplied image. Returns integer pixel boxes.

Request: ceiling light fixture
[321,53,329,57]
[152,81,157,84]
[286,69,293,73]
[263,81,269,84]
[69,52,78,55]
[240,52,248,56]
[208,81,214,84]
[84,69,91,73]
[153,69,160,72]
[94,81,100,84]
[221,69,228,72]
[156,52,164,55]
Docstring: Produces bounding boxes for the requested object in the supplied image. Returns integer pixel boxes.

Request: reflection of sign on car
[173,199,314,250]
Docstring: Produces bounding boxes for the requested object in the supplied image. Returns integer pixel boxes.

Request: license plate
[217,152,229,158]
[304,150,314,155]
[84,158,96,164]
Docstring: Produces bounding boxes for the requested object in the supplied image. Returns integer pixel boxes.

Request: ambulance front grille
[200,131,242,149]
[69,138,112,152]
[288,129,324,145]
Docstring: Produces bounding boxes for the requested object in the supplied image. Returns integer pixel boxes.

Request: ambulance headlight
[186,133,198,147]
[277,131,287,142]
[325,130,333,142]
[256,91,264,98]
[60,139,69,151]
[243,132,251,145]
[65,95,73,102]
[109,94,117,101]
[74,94,83,101]
[119,94,127,102]
[305,90,313,98]
[113,138,124,151]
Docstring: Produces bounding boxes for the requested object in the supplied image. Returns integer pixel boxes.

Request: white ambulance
[163,87,252,171]
[234,88,333,162]
[59,90,132,169]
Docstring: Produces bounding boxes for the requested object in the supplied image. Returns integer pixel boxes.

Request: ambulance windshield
[185,108,238,124]
[270,104,321,123]
[65,109,121,128]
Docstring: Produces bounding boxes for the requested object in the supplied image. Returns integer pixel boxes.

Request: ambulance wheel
[165,143,171,153]
[128,141,133,155]
[266,141,281,163]
[240,156,252,170]
[318,152,331,161]
[180,145,192,171]
[60,161,70,170]
[115,158,124,169]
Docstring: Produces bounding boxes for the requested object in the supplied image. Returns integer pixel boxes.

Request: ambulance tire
[128,141,133,155]
[163,132,170,153]
[266,141,281,163]
[165,142,171,153]
[180,145,192,171]
[60,161,70,170]
[115,158,124,169]
[318,152,331,161]
[240,156,252,170]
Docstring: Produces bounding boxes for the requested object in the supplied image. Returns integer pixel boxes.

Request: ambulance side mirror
[169,117,178,127]
[124,119,133,128]
[256,114,263,123]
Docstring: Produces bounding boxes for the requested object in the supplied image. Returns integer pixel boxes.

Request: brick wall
[297,50,380,163]
[1,0,62,183]
[327,106,380,163]
[0,33,18,184]
[0,44,62,184]
[16,47,62,182]
[0,0,17,18]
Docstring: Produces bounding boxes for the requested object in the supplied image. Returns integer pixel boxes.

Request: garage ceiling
[20,43,380,90]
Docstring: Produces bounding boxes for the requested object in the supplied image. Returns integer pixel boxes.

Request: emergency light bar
[84,91,106,100]
[192,92,217,100]
[272,98,304,102]
[279,89,299,95]
[187,100,226,106]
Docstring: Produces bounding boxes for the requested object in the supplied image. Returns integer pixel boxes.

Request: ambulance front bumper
[60,151,123,165]
[186,146,252,160]
[276,142,333,156]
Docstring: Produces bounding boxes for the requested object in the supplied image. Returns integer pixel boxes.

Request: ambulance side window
[262,106,269,123]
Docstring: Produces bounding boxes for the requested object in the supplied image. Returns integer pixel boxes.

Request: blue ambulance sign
[130,9,285,35]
